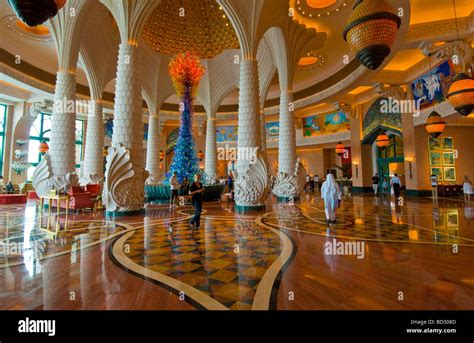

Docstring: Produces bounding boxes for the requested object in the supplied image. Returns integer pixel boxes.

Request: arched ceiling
[142,0,239,59]
[0,0,472,115]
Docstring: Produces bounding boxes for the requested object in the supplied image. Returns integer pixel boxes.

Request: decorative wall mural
[216,125,238,143]
[265,122,279,142]
[411,60,455,110]
[303,111,349,137]
[362,97,402,141]
[105,119,113,139]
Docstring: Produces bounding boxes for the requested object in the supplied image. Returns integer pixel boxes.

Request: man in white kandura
[321,173,340,225]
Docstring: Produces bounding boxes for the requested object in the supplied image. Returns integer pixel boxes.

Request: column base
[351,186,373,194]
[106,209,145,218]
[235,204,266,212]
[404,189,432,197]
[276,196,300,203]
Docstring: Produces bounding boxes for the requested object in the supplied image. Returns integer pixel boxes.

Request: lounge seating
[52,186,94,212]
[85,184,101,197]
[0,194,27,205]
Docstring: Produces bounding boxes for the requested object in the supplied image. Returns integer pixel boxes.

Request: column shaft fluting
[204,118,217,178]
[146,114,161,184]
[278,91,296,174]
[82,100,104,183]
[50,71,77,177]
[238,60,260,149]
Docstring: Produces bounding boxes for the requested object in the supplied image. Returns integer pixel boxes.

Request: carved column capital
[29,99,53,118]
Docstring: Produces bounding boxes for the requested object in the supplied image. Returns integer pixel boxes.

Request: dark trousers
[190,201,202,228]
[393,183,401,199]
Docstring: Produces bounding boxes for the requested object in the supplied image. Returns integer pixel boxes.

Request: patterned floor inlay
[0,217,134,269]
[110,216,294,310]
[260,201,474,246]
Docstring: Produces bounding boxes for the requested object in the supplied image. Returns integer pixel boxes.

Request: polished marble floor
[1,193,473,310]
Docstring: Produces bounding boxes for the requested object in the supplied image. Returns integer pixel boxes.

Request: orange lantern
[446,73,474,117]
[335,141,345,155]
[376,134,389,148]
[39,140,49,154]
[159,150,165,161]
[424,111,446,138]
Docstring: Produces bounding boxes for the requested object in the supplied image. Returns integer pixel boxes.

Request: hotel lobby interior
[0,0,474,315]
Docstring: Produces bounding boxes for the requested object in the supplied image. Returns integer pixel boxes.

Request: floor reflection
[0,194,473,310]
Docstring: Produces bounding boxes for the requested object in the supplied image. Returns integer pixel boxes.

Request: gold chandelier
[142,0,239,59]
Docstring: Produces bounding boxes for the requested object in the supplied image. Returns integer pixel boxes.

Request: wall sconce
[405,156,414,179]
[352,161,359,178]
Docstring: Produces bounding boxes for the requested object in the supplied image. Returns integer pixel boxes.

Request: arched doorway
[362,97,404,191]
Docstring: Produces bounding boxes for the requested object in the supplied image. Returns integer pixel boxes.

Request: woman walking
[189,174,204,229]
[321,173,340,224]
[463,175,472,202]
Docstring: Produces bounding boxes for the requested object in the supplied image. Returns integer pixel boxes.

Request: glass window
[28,113,85,178]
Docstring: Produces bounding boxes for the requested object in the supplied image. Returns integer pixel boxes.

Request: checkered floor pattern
[123,217,283,309]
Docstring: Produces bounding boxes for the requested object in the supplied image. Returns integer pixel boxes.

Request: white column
[238,60,260,149]
[260,108,267,152]
[103,42,145,212]
[272,90,306,199]
[278,91,296,173]
[204,117,217,178]
[234,60,268,208]
[81,100,104,184]
[146,114,161,184]
[50,71,77,179]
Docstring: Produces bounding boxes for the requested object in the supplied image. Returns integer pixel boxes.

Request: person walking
[371,173,380,195]
[189,174,204,229]
[305,174,311,192]
[313,174,320,192]
[390,173,402,200]
[463,175,472,202]
[382,178,389,195]
[169,172,180,209]
[321,173,340,225]
[227,172,234,192]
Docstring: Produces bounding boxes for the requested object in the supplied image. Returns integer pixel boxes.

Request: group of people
[371,172,402,198]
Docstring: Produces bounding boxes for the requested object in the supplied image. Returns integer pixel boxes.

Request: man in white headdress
[321,173,340,224]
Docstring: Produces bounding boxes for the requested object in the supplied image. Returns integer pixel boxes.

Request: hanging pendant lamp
[376,134,389,148]
[343,0,401,70]
[8,0,66,27]
[335,142,345,155]
[424,111,446,138]
[447,72,474,117]
[445,0,474,116]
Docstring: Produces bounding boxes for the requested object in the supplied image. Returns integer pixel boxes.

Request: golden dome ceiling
[142,0,239,59]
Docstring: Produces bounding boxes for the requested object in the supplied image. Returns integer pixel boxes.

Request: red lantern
[335,142,345,156]
[159,150,165,161]
[39,141,49,154]
[376,134,389,148]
